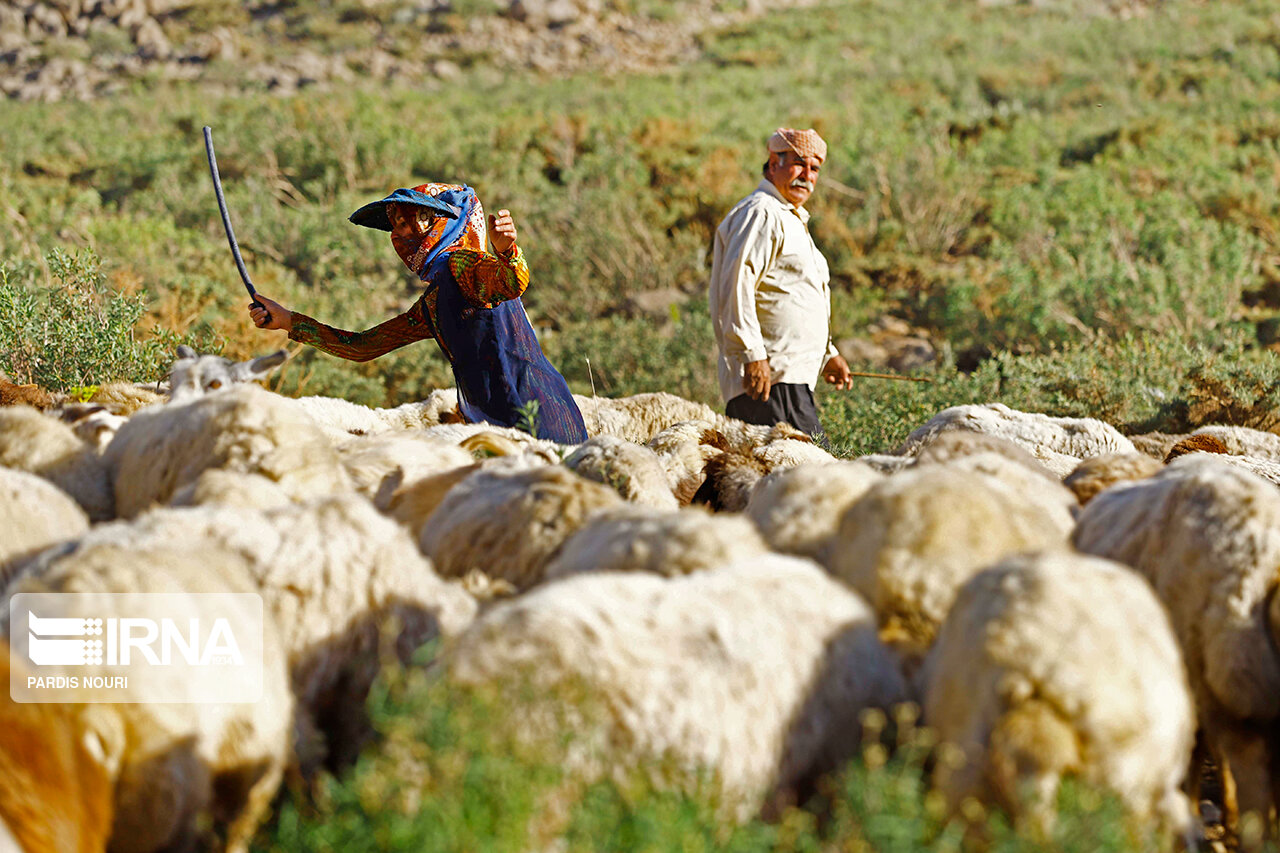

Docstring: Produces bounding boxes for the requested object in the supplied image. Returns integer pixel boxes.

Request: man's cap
[348,187,460,232]
[767,128,827,163]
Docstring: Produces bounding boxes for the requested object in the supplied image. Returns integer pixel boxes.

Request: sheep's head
[168,345,289,403]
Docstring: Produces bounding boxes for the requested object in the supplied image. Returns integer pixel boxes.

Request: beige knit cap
[767,127,827,162]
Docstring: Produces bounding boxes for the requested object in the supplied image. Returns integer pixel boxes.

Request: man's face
[766,150,822,207]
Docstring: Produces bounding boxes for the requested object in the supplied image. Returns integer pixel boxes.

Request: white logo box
[10,592,264,704]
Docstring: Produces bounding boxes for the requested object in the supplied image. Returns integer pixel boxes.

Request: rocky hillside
[3,0,1161,101]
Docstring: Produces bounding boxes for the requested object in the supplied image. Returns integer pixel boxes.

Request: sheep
[104,384,352,518]
[645,420,727,504]
[753,435,838,470]
[0,405,113,521]
[827,465,1074,663]
[89,381,166,416]
[335,430,476,509]
[895,403,1137,477]
[166,345,288,403]
[855,453,914,474]
[923,452,1079,522]
[1160,431,1280,487]
[1072,455,1280,835]
[418,421,568,459]
[1062,452,1164,504]
[0,466,88,586]
[419,463,623,591]
[441,554,909,824]
[1165,432,1228,461]
[1190,425,1280,460]
[40,495,477,775]
[908,430,1058,481]
[745,461,884,562]
[287,388,462,443]
[922,551,1196,842]
[0,642,114,853]
[542,504,770,580]
[4,544,293,853]
[573,391,717,443]
[168,468,294,511]
[691,449,769,512]
[55,403,128,452]
[563,435,679,509]
[1129,430,1185,461]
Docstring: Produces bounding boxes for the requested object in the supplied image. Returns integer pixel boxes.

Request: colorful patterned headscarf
[391,183,488,277]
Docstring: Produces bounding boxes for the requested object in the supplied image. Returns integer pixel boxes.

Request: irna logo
[26,612,245,667]
[9,592,264,704]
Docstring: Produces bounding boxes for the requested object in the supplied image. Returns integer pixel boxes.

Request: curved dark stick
[202,126,268,319]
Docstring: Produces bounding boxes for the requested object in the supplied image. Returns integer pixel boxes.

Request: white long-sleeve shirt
[709,180,839,402]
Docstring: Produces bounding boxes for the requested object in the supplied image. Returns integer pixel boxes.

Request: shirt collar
[757,179,810,224]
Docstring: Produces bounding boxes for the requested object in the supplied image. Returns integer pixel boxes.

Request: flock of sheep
[3,345,1280,851]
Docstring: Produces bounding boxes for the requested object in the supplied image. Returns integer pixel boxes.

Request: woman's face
[388,202,435,239]
[389,202,447,268]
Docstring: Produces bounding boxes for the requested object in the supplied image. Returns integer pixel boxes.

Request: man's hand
[744,359,771,402]
[489,209,517,256]
[249,294,292,332]
[822,354,853,390]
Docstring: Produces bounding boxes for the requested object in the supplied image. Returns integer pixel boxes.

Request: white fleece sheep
[745,461,884,562]
[89,380,166,416]
[563,436,679,509]
[0,405,113,521]
[753,436,838,470]
[1190,425,1280,460]
[168,468,295,511]
[908,430,1059,480]
[827,465,1074,660]
[645,420,727,504]
[4,545,292,853]
[419,463,623,591]
[0,466,89,585]
[50,494,477,774]
[287,388,461,442]
[542,504,770,580]
[335,430,476,509]
[104,384,351,518]
[923,452,1079,522]
[1062,452,1164,505]
[574,392,717,443]
[442,555,909,823]
[896,403,1137,477]
[922,551,1195,841]
[55,402,129,452]
[1072,455,1280,829]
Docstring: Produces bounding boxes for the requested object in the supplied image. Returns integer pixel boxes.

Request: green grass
[250,656,1171,852]
[4,0,1279,452]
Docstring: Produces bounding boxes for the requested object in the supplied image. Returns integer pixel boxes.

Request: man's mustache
[789,179,814,190]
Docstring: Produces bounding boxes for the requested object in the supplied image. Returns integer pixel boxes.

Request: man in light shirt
[708,127,853,437]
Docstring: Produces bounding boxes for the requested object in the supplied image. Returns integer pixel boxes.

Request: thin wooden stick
[848,371,933,383]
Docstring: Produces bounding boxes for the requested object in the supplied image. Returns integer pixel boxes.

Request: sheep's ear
[175,345,198,360]
[232,349,289,383]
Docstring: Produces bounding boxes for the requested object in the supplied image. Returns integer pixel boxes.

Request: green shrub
[252,655,1169,853]
[0,248,209,390]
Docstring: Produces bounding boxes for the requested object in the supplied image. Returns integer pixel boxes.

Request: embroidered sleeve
[287,298,434,363]
[448,244,530,308]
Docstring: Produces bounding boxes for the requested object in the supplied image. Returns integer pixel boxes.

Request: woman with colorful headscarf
[248,183,588,443]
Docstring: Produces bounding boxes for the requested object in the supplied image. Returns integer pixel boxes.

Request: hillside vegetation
[4,0,1280,454]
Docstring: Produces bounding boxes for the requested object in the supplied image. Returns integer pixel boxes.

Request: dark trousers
[725,383,823,438]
